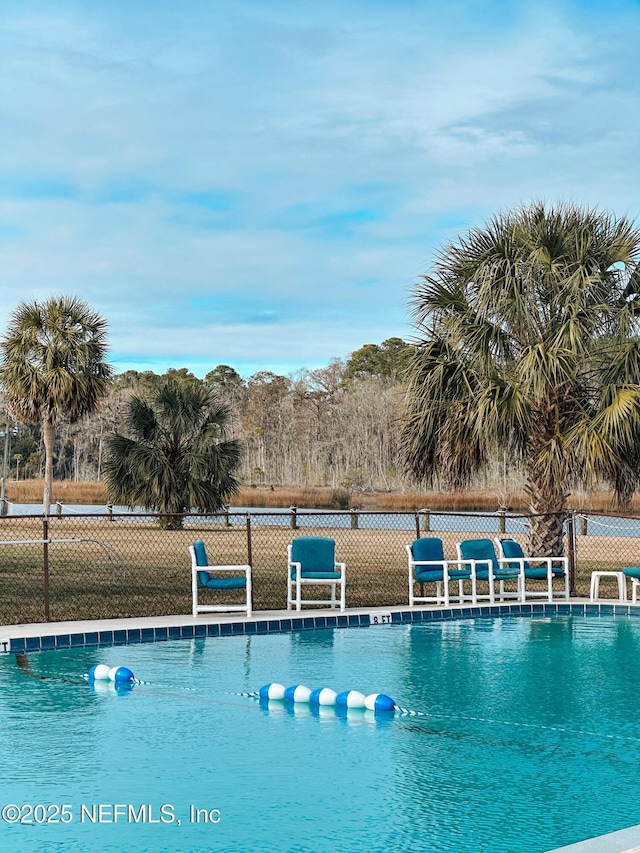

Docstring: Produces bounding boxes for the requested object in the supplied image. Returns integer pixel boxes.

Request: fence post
[107,503,113,522]
[0,498,8,517]
[414,512,421,540]
[419,508,431,533]
[566,509,577,597]
[56,501,62,516]
[578,515,587,536]
[224,505,230,527]
[350,509,359,529]
[497,506,507,534]
[42,515,50,622]
[290,505,298,530]
[246,515,252,567]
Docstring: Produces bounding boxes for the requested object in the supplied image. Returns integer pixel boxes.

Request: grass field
[0,510,635,625]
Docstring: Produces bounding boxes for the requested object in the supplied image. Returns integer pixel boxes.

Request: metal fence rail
[0,508,636,625]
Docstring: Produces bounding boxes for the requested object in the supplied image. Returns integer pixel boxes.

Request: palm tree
[103,381,242,529]
[0,296,112,513]
[402,202,640,556]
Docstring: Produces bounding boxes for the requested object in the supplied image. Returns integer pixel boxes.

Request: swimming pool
[2,614,640,852]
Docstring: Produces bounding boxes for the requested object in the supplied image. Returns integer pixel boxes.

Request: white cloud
[0,0,639,373]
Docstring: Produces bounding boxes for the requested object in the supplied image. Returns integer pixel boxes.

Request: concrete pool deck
[1,598,639,853]
[0,596,630,641]
[547,827,640,853]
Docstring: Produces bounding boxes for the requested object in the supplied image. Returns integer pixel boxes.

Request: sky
[1,0,640,379]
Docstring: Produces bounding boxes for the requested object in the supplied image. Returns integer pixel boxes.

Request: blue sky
[1,0,639,378]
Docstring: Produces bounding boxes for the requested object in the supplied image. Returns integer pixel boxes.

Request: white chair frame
[455,542,526,604]
[406,544,471,607]
[189,545,252,618]
[287,543,346,612]
[494,538,569,602]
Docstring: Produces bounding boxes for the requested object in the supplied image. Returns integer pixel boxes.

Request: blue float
[259,682,286,701]
[109,666,135,684]
[88,664,110,681]
[364,693,396,713]
[309,687,338,706]
[88,665,135,684]
[336,690,367,709]
[284,685,312,703]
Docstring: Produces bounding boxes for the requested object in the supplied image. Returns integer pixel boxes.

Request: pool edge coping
[1,598,638,654]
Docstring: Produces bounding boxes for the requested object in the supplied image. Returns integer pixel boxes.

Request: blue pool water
[2,615,640,853]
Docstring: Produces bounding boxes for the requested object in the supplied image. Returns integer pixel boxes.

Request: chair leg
[458,579,469,603]
[518,571,525,603]
[488,572,495,604]
[192,577,199,618]
[619,573,627,601]
[246,572,252,618]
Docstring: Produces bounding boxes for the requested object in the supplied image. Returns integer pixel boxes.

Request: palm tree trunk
[525,457,569,556]
[42,418,54,515]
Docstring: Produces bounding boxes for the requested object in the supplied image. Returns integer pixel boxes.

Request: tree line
[1,337,416,496]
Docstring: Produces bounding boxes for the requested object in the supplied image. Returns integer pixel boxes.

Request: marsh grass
[6,480,636,514]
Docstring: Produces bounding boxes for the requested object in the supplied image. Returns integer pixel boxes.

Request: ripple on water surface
[1,615,639,853]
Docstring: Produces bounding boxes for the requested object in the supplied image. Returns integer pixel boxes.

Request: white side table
[589,571,627,602]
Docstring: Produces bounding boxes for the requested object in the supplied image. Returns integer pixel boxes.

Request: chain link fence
[0,507,635,625]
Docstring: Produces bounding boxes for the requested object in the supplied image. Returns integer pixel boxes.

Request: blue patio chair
[287,537,346,612]
[456,538,525,604]
[495,538,569,602]
[406,537,472,606]
[189,540,252,618]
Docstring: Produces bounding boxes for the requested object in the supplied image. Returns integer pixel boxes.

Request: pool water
[2,615,640,853]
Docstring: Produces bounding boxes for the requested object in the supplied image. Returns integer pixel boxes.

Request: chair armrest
[444,559,471,569]
[197,564,251,573]
[459,558,492,570]
[497,557,525,570]
[516,555,568,571]
[194,564,251,578]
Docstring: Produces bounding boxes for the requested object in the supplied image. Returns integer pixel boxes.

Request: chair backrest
[290,537,336,576]
[191,540,212,586]
[192,540,208,566]
[458,538,500,573]
[497,538,530,571]
[410,537,445,566]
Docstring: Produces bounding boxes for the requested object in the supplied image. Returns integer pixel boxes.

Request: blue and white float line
[85,665,149,686]
[236,683,427,716]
